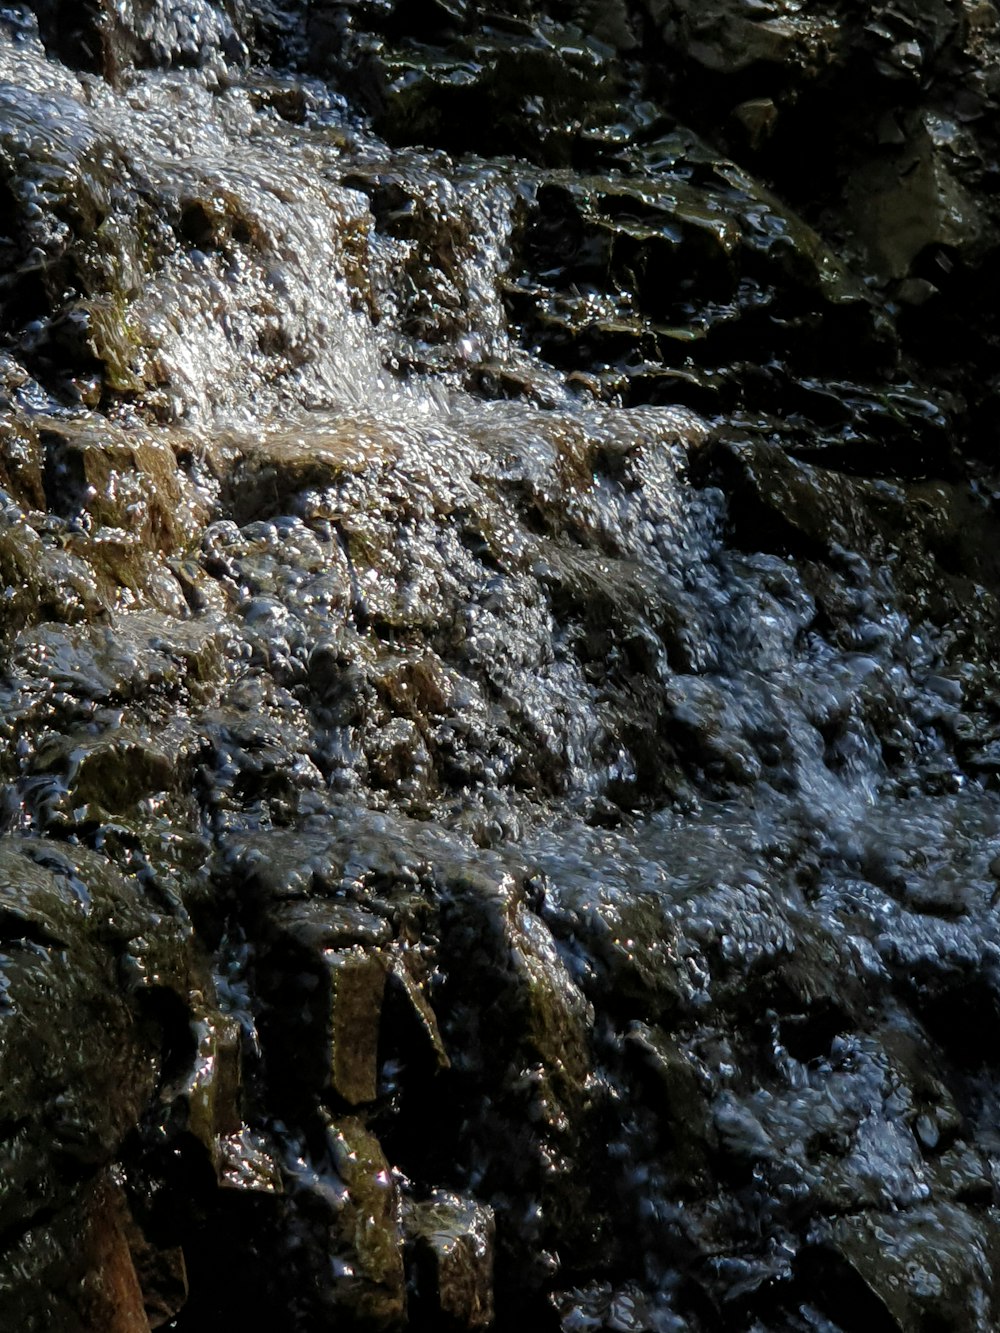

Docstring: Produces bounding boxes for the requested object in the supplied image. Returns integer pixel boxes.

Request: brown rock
[0,1176,149,1332]
[325,1116,407,1328]
[406,1190,495,1329]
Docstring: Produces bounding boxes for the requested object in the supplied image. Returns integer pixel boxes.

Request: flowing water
[3,2,1000,1330]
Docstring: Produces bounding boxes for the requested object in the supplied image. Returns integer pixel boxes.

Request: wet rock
[646,0,840,78]
[7,0,1000,1328]
[27,0,250,78]
[0,838,209,1325]
[847,117,984,281]
[551,1280,662,1333]
[6,611,230,782]
[160,1008,244,1162]
[544,885,683,1020]
[405,1190,495,1329]
[32,727,181,817]
[130,1237,189,1329]
[321,946,388,1105]
[264,896,393,950]
[731,96,779,151]
[220,419,400,527]
[0,81,163,403]
[217,1126,284,1194]
[0,843,160,1226]
[226,827,361,904]
[441,868,593,1105]
[388,944,450,1072]
[505,135,893,423]
[311,2,625,165]
[323,1115,408,1329]
[624,1022,716,1161]
[259,900,390,1104]
[699,436,864,557]
[0,504,106,643]
[0,414,45,509]
[429,866,601,1306]
[0,1175,150,1333]
[808,1205,1000,1331]
[39,417,188,552]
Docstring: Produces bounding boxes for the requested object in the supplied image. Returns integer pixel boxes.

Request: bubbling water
[3,3,1000,1329]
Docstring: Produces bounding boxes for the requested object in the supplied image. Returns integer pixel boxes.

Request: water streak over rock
[3,0,1000,1329]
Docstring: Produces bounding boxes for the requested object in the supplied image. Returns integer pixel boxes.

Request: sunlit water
[3,5,1000,1328]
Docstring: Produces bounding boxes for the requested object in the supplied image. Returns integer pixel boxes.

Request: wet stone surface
[3,0,1000,1329]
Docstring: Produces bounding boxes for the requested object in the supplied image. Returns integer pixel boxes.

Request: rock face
[4,0,1000,1330]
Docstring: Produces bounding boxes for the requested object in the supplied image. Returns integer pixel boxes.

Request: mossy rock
[405,1190,495,1329]
[323,1115,408,1329]
[0,415,45,510]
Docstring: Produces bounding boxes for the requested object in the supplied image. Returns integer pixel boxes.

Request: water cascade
[3,2,1000,1329]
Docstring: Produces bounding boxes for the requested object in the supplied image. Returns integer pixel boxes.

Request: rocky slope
[3,2,1000,1330]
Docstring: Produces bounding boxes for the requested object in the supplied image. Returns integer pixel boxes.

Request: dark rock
[808,1206,1000,1332]
[0,1175,150,1333]
[259,901,390,1104]
[6,0,1000,1328]
[644,0,841,78]
[0,843,159,1224]
[128,1230,190,1329]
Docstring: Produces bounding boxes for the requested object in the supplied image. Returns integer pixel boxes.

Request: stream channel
[4,1,1000,1329]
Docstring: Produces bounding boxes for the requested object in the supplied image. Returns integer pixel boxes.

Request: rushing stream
[4,1,1000,1329]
